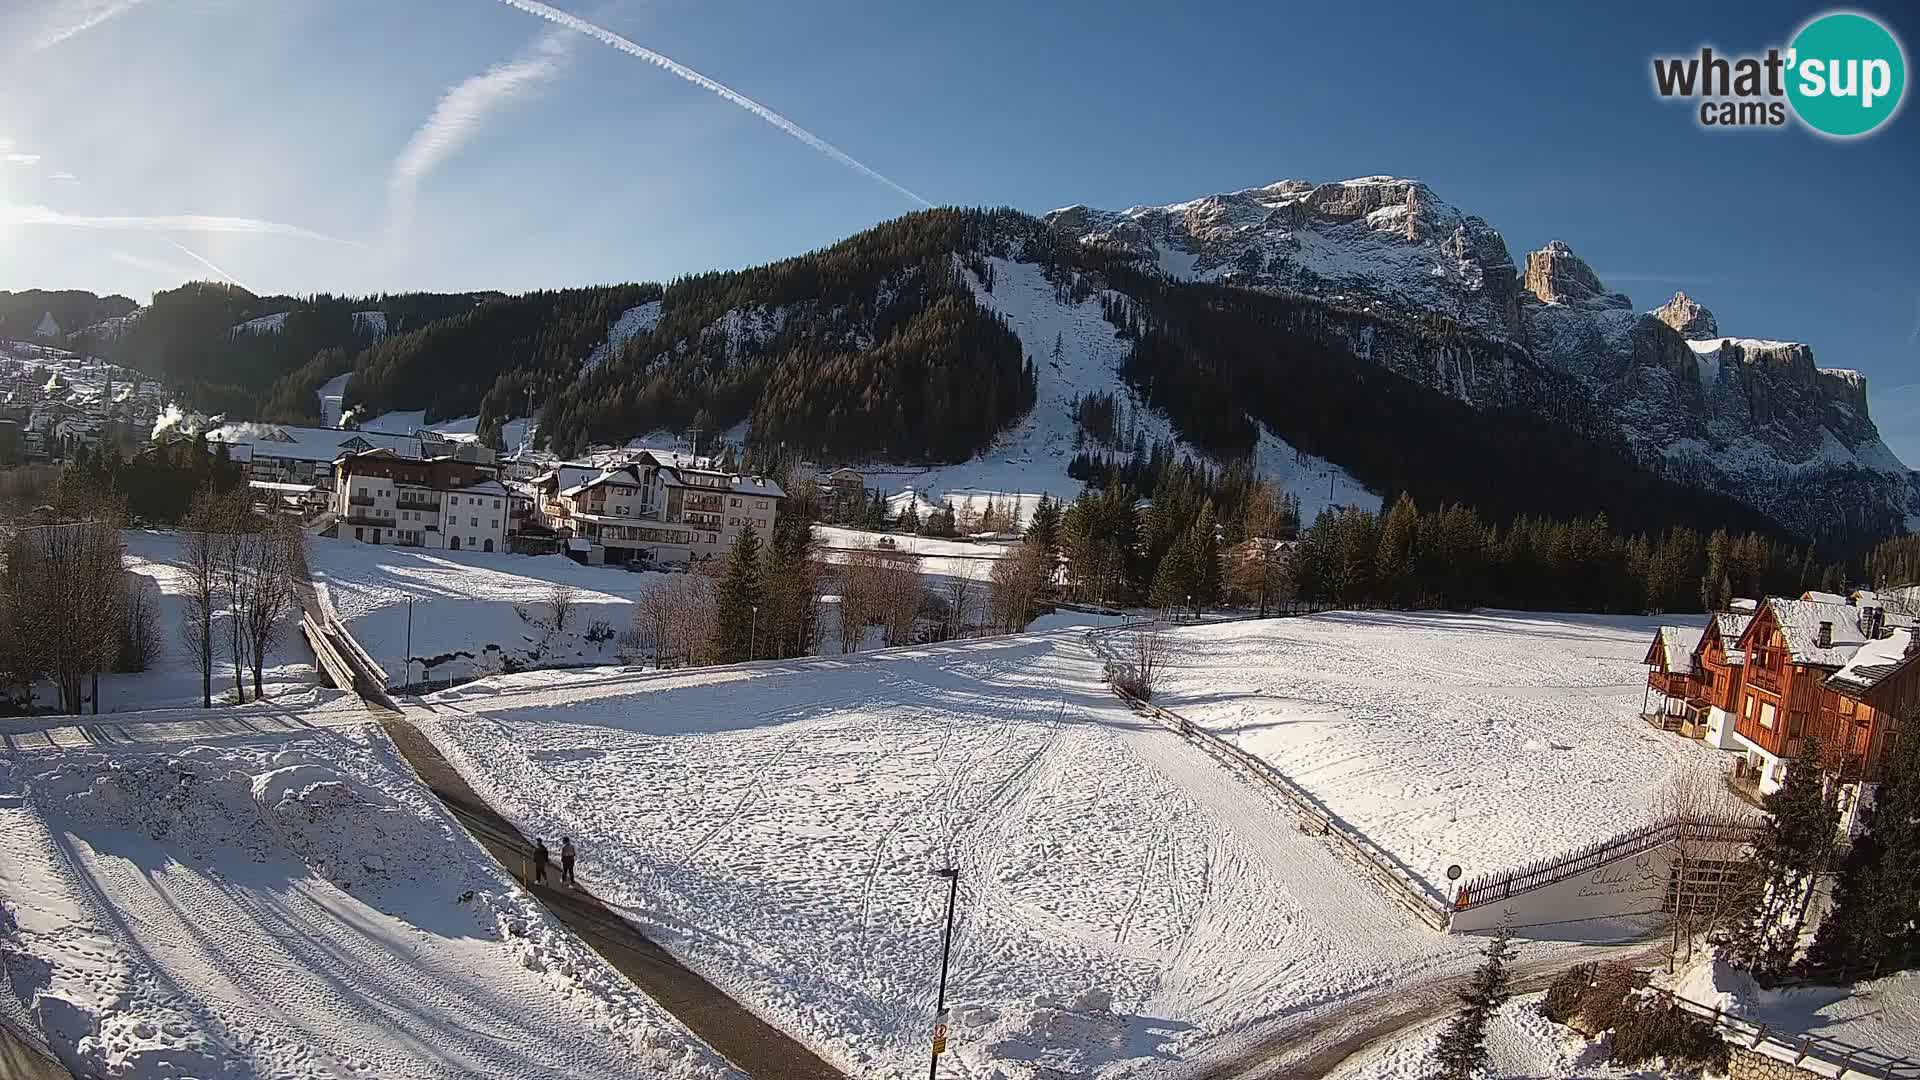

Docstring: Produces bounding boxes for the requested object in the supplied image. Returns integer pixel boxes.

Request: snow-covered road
[416,630,1486,1079]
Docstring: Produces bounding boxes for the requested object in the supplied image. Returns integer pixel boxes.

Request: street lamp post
[750,603,759,661]
[928,867,959,1079]
[404,595,413,690]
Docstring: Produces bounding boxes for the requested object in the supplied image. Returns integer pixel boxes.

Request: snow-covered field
[31,531,323,714]
[1675,956,1920,1061]
[0,724,734,1080]
[308,538,667,684]
[1150,611,1737,898]
[415,630,1486,1079]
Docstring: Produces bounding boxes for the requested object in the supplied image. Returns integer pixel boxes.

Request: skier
[532,838,549,885]
[560,836,576,888]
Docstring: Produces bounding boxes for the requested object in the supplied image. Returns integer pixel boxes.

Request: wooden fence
[1085,622,1454,931]
[1453,815,1764,911]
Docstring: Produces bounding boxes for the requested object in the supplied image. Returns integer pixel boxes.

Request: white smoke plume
[492,0,931,208]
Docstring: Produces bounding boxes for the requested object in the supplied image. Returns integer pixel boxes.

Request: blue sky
[1,0,1915,462]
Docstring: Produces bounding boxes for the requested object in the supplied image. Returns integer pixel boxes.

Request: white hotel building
[529,449,784,565]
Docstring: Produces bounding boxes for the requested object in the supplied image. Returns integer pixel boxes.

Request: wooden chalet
[1728,597,1918,822]
[1643,624,1705,733]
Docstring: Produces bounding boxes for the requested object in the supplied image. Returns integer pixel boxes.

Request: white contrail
[165,239,253,292]
[30,0,146,52]
[390,28,573,235]
[0,202,358,244]
[492,0,932,208]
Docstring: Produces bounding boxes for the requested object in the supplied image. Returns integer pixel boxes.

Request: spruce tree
[1728,737,1841,979]
[1376,493,1419,608]
[1430,928,1514,1080]
[1025,495,1061,556]
[715,529,763,663]
[1806,722,1920,980]
[1191,502,1221,607]
[1150,532,1197,613]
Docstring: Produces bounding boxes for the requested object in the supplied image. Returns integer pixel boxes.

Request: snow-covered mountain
[1047,176,1917,542]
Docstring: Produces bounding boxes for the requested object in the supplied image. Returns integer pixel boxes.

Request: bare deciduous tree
[840,547,924,651]
[989,541,1052,634]
[941,564,981,640]
[1660,758,1761,970]
[1109,626,1169,701]
[115,573,162,673]
[234,518,305,701]
[547,583,577,633]
[180,486,231,708]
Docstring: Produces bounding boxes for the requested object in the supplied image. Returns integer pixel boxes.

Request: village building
[333,448,510,552]
[204,422,494,489]
[529,449,783,566]
[1725,597,1918,827]
[1694,612,1752,750]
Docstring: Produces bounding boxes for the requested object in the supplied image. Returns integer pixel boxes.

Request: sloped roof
[1653,625,1703,672]
[207,422,422,464]
[1761,598,1869,667]
[1802,590,1848,605]
[1712,612,1752,664]
[1827,628,1917,698]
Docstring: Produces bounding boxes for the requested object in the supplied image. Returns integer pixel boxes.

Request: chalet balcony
[1748,665,1782,692]
[348,494,375,507]
[342,511,395,526]
[397,495,441,510]
[684,494,724,513]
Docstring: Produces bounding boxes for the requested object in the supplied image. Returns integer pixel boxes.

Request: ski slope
[854,257,1378,525]
[415,630,1485,1079]
[0,725,736,1080]
[1150,612,1744,899]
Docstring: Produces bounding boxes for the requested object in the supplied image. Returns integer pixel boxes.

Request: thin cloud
[5,154,42,165]
[49,171,78,182]
[0,201,358,244]
[30,0,146,51]
[389,28,573,235]
[493,0,931,208]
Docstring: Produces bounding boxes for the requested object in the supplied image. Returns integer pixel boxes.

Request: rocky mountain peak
[1522,241,1626,308]
[1651,291,1719,339]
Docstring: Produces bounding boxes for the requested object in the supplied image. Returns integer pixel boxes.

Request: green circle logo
[1787,12,1906,137]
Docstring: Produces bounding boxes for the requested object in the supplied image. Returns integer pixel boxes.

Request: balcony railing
[1748,665,1782,692]
[348,494,375,506]
[397,496,441,510]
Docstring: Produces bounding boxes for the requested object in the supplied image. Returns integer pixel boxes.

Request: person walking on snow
[560,837,576,887]
[532,838,549,885]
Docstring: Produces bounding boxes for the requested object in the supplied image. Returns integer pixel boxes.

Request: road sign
[931,1023,947,1056]
[1446,864,1463,881]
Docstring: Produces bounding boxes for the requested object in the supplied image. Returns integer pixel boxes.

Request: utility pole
[750,603,758,662]
[404,595,413,691]
[928,867,959,1079]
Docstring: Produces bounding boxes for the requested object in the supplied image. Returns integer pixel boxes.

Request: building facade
[529,450,784,565]
[333,449,510,553]
[1728,598,1914,821]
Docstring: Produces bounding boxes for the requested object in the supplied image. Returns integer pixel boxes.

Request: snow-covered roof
[1760,598,1870,667]
[207,422,423,464]
[1728,598,1758,612]
[1710,613,1752,665]
[1802,590,1848,605]
[1827,628,1917,698]
[1653,626,1703,672]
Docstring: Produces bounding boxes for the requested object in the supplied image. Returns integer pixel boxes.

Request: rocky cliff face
[1048,177,1917,544]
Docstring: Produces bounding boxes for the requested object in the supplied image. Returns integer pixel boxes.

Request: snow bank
[0,730,738,1079]
[1327,992,1657,1079]
[1673,955,1920,1060]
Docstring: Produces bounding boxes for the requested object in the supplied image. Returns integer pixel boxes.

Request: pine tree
[1728,737,1842,979]
[1376,493,1419,608]
[898,501,922,533]
[1429,928,1514,1080]
[1191,501,1221,607]
[1024,494,1061,556]
[1149,531,1197,612]
[1806,721,1920,981]
[715,529,763,663]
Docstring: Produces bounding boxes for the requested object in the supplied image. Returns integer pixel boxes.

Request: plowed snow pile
[418,631,1486,1078]
[0,729,736,1080]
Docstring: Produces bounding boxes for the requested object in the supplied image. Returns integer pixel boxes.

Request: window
[1759,702,1777,730]
[756,518,767,529]
[490,519,499,529]
[730,497,741,507]
[468,536,477,548]
[357,486,367,497]
[756,500,767,509]
[470,516,479,527]
[493,499,501,509]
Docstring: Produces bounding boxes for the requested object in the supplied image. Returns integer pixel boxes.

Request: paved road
[379,716,846,1080]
